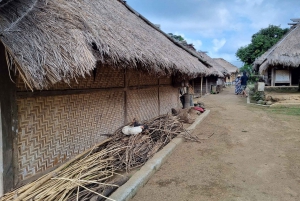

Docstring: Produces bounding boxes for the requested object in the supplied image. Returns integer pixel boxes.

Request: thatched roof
[253,23,300,74]
[213,58,238,74]
[0,0,208,90]
[196,52,230,77]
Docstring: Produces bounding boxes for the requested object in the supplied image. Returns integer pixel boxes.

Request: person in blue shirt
[240,72,248,97]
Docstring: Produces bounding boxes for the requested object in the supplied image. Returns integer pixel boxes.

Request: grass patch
[267,106,300,116]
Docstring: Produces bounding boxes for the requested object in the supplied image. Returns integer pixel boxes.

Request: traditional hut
[253,19,300,86]
[193,52,229,95]
[213,58,239,84]
[174,41,227,96]
[0,0,209,194]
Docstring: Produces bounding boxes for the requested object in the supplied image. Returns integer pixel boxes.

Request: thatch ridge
[213,58,238,74]
[196,52,229,77]
[0,0,208,90]
[253,24,300,73]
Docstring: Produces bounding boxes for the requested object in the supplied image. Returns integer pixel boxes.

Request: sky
[125,0,299,68]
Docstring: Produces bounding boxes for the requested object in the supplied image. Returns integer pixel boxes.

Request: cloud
[126,0,300,68]
[172,32,203,51]
[212,38,226,52]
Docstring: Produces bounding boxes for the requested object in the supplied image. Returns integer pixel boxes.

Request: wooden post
[206,77,208,94]
[271,68,275,86]
[289,69,292,86]
[200,76,203,97]
[124,69,128,125]
[0,42,17,194]
[158,78,160,115]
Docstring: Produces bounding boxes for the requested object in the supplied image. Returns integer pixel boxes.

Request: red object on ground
[193,106,205,113]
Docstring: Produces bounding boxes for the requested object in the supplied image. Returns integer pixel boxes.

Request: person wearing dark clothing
[240,72,248,97]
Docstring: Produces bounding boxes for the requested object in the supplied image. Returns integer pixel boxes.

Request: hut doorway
[291,67,300,86]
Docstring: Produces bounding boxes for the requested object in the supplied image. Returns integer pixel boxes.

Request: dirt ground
[129,86,300,201]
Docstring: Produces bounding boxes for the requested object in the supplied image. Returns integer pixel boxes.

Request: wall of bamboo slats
[15,66,179,185]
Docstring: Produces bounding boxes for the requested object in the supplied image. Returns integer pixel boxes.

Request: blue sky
[125,0,299,68]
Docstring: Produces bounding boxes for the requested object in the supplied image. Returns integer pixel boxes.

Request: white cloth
[122,126,143,135]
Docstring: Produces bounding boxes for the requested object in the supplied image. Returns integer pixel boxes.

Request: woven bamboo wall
[126,87,159,123]
[15,66,180,184]
[16,66,124,91]
[159,86,179,115]
[128,70,158,86]
[159,77,172,85]
[17,91,124,181]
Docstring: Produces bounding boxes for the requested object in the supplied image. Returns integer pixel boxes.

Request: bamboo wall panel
[17,91,124,181]
[16,66,124,91]
[128,70,158,86]
[194,77,206,94]
[159,86,179,115]
[207,77,217,92]
[159,77,172,85]
[127,88,159,123]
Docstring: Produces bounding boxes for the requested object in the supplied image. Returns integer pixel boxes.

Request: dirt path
[129,87,300,201]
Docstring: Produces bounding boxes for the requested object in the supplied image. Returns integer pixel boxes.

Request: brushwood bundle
[1,114,199,201]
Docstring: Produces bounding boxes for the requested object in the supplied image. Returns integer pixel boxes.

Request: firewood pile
[1,114,199,201]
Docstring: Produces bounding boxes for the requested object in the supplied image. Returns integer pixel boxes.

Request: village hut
[175,41,228,96]
[0,0,209,194]
[253,19,300,86]
[193,52,229,95]
[213,58,239,84]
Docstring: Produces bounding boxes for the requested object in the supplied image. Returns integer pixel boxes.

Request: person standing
[234,74,242,95]
[240,72,249,97]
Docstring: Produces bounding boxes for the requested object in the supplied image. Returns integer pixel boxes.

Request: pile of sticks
[107,114,187,171]
[1,114,198,201]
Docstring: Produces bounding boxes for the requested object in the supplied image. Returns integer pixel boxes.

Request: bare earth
[130,87,300,201]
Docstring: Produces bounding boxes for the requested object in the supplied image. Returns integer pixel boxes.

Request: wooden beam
[16,84,171,98]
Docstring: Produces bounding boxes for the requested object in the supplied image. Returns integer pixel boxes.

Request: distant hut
[194,52,229,95]
[0,0,209,194]
[213,58,239,84]
[175,41,228,96]
[253,19,300,87]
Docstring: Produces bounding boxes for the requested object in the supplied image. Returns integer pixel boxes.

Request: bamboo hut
[253,19,300,86]
[193,52,229,95]
[0,0,209,194]
[213,58,239,84]
[175,41,227,96]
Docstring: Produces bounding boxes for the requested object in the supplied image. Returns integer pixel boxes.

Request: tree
[236,25,289,74]
[168,33,185,42]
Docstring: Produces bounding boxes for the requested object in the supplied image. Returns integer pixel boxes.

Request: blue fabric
[241,75,248,85]
[235,77,242,94]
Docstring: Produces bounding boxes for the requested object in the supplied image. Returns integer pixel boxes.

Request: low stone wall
[264,86,299,93]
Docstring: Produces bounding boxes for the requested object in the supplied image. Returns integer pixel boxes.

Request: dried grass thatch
[213,58,238,74]
[196,51,229,77]
[253,24,300,74]
[0,0,208,90]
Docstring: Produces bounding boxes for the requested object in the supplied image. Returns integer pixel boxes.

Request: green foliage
[236,25,289,65]
[239,64,253,76]
[168,33,185,41]
[252,91,265,101]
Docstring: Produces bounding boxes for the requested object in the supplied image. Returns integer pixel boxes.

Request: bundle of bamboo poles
[1,114,199,201]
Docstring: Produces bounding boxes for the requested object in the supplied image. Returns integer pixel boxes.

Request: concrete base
[107,110,210,201]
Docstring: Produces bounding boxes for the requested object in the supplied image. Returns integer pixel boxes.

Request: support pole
[0,42,17,195]
[200,76,203,97]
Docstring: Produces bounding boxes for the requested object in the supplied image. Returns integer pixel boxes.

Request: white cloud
[172,32,203,50]
[212,38,226,52]
[186,38,203,50]
[127,0,300,68]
